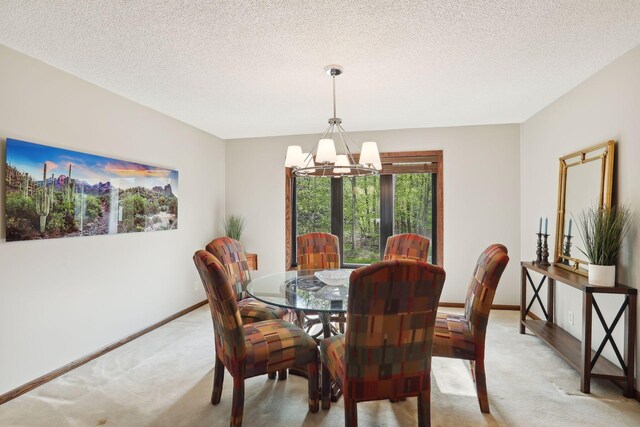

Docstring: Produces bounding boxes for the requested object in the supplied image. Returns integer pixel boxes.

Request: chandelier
[284,65,382,177]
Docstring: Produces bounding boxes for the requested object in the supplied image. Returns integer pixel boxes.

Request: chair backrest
[344,259,446,401]
[193,250,246,377]
[383,233,431,262]
[463,244,510,341]
[296,232,340,270]
[206,237,251,300]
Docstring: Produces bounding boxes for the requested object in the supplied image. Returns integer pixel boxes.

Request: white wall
[521,45,640,388]
[0,45,225,394]
[226,124,521,306]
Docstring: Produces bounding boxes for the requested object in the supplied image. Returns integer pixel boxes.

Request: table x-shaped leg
[524,269,549,320]
[590,296,629,373]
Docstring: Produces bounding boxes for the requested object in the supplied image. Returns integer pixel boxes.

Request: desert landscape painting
[5,138,178,241]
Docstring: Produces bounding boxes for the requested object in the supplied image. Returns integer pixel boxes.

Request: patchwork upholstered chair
[320,259,446,427]
[207,237,289,379]
[296,232,341,270]
[193,250,319,427]
[432,244,509,413]
[296,232,343,336]
[206,237,288,324]
[383,233,430,262]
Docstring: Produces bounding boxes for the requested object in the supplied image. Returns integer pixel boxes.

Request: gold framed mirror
[554,140,615,275]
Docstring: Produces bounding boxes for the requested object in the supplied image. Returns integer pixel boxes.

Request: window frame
[285,150,443,269]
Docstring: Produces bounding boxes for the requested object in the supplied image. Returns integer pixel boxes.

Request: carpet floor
[1,306,639,426]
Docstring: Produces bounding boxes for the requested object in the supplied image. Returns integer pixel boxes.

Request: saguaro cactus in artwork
[22,173,30,198]
[63,164,75,204]
[35,163,52,233]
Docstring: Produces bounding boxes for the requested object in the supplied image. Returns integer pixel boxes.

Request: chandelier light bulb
[333,154,352,174]
[284,145,303,168]
[316,139,337,163]
[359,141,382,170]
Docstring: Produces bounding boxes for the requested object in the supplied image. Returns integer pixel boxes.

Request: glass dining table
[246,268,355,401]
[246,268,353,340]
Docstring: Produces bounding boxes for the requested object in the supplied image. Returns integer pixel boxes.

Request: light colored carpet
[1,307,639,427]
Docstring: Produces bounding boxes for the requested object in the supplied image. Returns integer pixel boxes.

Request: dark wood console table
[520,261,637,397]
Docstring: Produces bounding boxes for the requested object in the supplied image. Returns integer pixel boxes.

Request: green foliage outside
[343,176,380,264]
[295,173,434,265]
[296,177,331,235]
[394,174,434,262]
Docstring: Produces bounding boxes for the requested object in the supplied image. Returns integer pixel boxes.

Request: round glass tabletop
[246,269,354,313]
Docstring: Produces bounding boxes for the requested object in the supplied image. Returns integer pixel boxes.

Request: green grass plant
[575,205,632,266]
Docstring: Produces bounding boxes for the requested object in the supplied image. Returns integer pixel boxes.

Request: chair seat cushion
[432,312,476,360]
[238,298,288,324]
[243,319,318,378]
[319,334,346,388]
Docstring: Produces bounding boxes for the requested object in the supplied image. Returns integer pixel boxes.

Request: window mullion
[379,174,394,260]
[330,177,344,265]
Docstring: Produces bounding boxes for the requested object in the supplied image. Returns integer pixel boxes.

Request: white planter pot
[588,264,616,287]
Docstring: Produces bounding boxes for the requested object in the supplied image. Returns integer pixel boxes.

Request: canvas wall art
[5,138,178,242]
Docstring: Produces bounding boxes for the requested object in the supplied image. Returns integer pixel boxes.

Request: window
[286,151,443,269]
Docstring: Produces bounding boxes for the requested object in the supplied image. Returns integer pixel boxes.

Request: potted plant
[223,214,246,241]
[575,205,632,286]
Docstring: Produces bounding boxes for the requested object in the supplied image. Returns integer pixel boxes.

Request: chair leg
[471,359,490,413]
[308,359,319,413]
[212,355,225,405]
[321,363,331,410]
[230,377,245,427]
[345,397,358,427]
[278,369,288,380]
[418,388,431,427]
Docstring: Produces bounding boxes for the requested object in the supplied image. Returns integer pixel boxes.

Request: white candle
[567,218,572,236]
[544,218,548,235]
[538,217,542,234]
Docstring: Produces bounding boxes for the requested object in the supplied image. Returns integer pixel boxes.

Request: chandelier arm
[336,126,356,166]
[337,124,364,162]
[329,123,335,147]
[319,123,333,140]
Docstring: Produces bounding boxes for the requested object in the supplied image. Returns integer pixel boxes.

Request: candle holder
[540,233,550,267]
[563,234,573,264]
[534,233,543,264]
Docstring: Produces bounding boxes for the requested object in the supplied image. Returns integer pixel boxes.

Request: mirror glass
[554,141,614,274]
[560,159,602,272]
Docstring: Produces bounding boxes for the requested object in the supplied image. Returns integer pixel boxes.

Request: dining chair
[383,233,431,262]
[320,259,446,427]
[296,232,341,270]
[296,232,343,336]
[193,250,319,427]
[432,244,509,413]
[207,237,290,379]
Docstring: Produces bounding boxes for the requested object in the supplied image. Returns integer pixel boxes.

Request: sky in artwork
[6,139,179,197]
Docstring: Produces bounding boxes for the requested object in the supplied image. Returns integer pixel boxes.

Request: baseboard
[439,302,520,311]
[0,299,207,406]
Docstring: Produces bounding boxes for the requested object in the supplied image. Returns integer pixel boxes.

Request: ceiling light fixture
[284,65,382,177]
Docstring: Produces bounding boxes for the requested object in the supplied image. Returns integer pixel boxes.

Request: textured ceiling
[1,1,640,139]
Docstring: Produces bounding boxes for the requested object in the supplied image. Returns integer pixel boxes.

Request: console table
[246,253,258,271]
[520,261,637,397]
